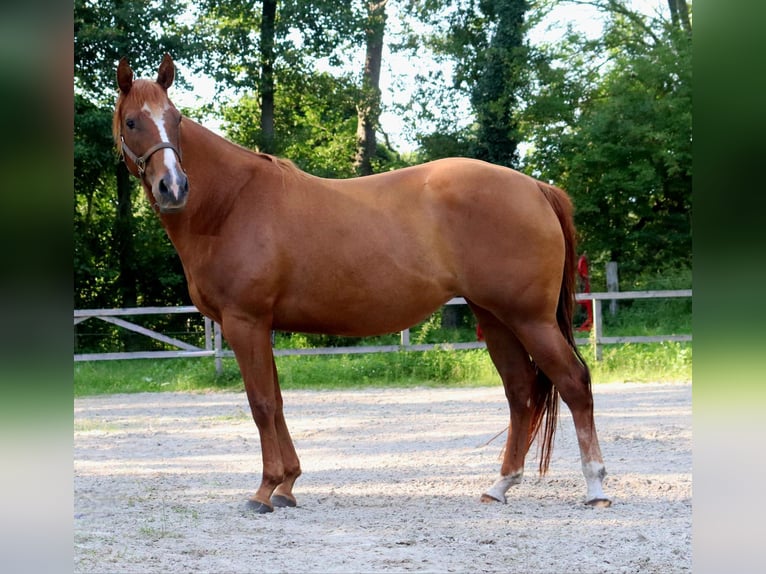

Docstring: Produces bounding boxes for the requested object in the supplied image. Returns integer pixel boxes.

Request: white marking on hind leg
[582,460,609,503]
[483,468,523,504]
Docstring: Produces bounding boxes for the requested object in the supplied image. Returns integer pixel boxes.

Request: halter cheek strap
[121,136,183,178]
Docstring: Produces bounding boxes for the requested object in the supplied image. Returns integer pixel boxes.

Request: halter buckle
[120,136,182,180]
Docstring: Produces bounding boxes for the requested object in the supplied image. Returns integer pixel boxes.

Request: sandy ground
[74,382,691,573]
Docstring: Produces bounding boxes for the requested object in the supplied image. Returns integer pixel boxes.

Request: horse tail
[527,181,591,476]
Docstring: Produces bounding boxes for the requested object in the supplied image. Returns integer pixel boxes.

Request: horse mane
[252,152,312,181]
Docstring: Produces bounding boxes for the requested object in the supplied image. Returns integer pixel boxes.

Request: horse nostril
[181,176,189,194]
[158,178,170,196]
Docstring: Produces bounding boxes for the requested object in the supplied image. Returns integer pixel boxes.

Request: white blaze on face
[141,102,185,204]
[141,102,179,173]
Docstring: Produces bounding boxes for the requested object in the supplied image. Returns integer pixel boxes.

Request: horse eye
[126,118,135,129]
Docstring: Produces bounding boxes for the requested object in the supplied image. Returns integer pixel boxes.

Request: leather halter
[120,136,183,178]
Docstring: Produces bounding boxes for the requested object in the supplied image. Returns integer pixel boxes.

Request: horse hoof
[246,499,274,514]
[585,498,612,508]
[480,493,505,504]
[271,494,297,508]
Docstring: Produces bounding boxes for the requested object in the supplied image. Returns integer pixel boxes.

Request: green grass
[73,340,691,397]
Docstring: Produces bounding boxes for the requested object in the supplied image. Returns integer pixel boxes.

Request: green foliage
[520,4,692,281]
[74,358,243,395]
[220,67,412,177]
[415,130,474,161]
[222,72,361,177]
[74,0,192,103]
[469,0,527,167]
[74,95,119,308]
[274,349,499,389]
[192,0,362,93]
[601,265,692,337]
[399,0,529,166]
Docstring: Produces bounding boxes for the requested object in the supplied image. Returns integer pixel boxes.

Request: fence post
[214,321,223,375]
[400,328,410,348]
[606,262,619,316]
[204,317,212,351]
[592,298,603,361]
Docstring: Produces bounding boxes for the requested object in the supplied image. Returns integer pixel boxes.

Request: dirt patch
[74,382,691,573]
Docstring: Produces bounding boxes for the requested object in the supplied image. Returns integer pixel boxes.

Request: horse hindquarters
[467,178,610,506]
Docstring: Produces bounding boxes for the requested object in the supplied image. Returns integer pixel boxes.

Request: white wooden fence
[74,290,692,372]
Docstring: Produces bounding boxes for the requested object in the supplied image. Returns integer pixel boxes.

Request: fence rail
[74,289,692,371]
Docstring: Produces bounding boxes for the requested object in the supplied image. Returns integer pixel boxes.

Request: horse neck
[158,118,254,239]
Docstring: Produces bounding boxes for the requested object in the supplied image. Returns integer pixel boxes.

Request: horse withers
[113,54,611,513]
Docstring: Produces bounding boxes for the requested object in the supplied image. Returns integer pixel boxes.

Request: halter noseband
[120,136,183,178]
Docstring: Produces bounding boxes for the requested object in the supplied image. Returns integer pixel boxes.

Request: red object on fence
[576,254,593,331]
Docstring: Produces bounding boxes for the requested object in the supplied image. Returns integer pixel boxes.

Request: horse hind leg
[469,303,538,504]
[513,320,611,507]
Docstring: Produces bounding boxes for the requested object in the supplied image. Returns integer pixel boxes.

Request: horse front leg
[269,355,302,508]
[222,315,299,513]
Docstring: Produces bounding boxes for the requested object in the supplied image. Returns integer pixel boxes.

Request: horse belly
[272,268,453,337]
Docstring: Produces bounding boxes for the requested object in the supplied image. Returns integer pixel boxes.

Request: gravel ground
[74,381,691,573]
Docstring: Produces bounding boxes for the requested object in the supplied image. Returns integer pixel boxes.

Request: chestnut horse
[113,55,611,513]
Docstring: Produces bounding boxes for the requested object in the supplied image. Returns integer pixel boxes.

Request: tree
[74,0,191,102]
[354,0,388,176]
[222,71,361,177]
[397,0,529,167]
[520,1,692,282]
[74,94,119,309]
[196,0,410,176]
[470,0,527,167]
[74,0,194,308]
[194,0,363,153]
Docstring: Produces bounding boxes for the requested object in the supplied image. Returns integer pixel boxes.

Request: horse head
[114,54,189,214]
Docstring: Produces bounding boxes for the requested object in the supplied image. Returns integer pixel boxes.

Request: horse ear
[117,57,133,94]
[156,54,175,90]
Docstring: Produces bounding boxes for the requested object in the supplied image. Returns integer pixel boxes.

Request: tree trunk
[114,162,137,309]
[676,0,692,37]
[354,0,387,176]
[606,261,619,316]
[667,0,678,28]
[668,0,691,37]
[259,0,277,153]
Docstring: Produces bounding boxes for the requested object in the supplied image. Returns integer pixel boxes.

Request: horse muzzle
[152,171,189,213]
